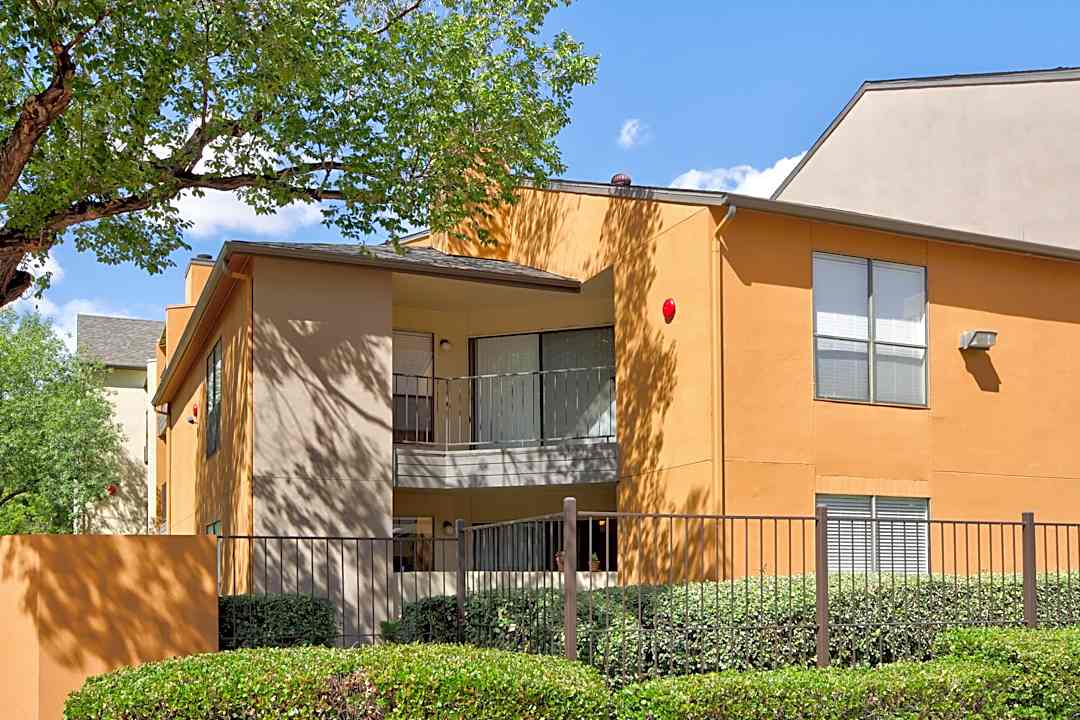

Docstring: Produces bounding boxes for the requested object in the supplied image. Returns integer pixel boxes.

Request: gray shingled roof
[228,241,580,289]
[77,314,164,368]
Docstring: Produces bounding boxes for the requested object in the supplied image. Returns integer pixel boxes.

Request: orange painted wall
[164,274,252,539]
[0,535,217,720]
[720,208,1080,524]
[440,189,722,517]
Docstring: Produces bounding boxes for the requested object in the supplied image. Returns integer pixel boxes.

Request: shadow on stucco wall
[0,534,217,719]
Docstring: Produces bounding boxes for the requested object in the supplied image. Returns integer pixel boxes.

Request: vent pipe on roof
[610,173,632,187]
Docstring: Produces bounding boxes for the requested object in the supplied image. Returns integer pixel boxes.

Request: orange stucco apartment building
[152,176,1080,561]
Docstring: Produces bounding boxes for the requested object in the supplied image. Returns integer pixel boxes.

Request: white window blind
[818,494,929,574]
[813,253,927,405]
[393,331,434,396]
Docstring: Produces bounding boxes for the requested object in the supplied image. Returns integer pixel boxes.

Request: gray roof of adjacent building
[77,314,164,369]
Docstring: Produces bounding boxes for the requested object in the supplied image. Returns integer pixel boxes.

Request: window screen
[813,253,926,405]
[817,494,929,574]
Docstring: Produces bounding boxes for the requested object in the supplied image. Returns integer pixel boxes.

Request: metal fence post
[815,505,830,668]
[563,497,577,661]
[455,519,467,640]
[1022,511,1037,628]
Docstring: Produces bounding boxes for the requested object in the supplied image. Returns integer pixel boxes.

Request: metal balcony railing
[392,366,616,449]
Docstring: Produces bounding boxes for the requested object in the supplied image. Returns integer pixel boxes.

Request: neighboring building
[774,67,1080,251]
[153,178,1080,561]
[77,314,163,533]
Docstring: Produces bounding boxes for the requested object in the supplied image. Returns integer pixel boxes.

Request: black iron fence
[217,503,1080,678]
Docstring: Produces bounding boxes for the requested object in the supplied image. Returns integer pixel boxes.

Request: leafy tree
[0,310,124,533]
[0,0,596,306]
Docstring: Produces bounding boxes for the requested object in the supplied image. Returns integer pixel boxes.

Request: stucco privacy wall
[777,79,1080,250]
[438,189,722,518]
[251,255,393,537]
[0,535,217,720]
[719,209,1080,522]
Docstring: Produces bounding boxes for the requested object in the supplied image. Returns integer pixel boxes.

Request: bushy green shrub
[614,658,1018,720]
[219,594,338,649]
[614,627,1080,720]
[397,574,1080,684]
[64,644,611,720]
[934,626,1080,717]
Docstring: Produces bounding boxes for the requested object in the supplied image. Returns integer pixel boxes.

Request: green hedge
[63,628,1080,720]
[614,658,1016,720]
[615,627,1080,720]
[219,594,338,650]
[65,644,611,720]
[397,574,1080,684]
[934,626,1080,717]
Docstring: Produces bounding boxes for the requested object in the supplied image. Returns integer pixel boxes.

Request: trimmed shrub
[219,593,338,649]
[397,574,1080,684]
[613,659,1018,720]
[64,644,611,720]
[934,626,1080,717]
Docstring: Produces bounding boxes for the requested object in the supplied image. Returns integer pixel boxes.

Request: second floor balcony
[392,365,618,489]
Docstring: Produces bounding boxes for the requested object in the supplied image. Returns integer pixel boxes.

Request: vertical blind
[818,494,929,574]
[813,253,927,405]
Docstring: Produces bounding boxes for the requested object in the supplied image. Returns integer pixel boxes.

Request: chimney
[184,253,215,305]
[611,172,632,187]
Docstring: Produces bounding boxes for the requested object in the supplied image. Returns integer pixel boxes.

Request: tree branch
[373,0,424,33]
[0,487,31,508]
[0,47,76,202]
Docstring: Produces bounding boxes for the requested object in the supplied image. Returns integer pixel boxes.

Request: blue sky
[19,0,1080,340]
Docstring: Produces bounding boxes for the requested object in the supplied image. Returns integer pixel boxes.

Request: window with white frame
[812,253,927,405]
[817,494,929,574]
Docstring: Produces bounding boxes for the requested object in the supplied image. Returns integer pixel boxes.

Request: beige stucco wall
[84,368,150,533]
[777,79,1080,250]
[251,255,393,537]
[0,535,217,720]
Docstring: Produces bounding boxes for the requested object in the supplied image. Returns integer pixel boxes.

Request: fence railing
[217,504,1080,678]
[392,366,616,448]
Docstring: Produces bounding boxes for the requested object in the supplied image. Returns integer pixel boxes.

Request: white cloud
[173,189,325,238]
[11,253,134,351]
[617,118,650,149]
[670,152,806,198]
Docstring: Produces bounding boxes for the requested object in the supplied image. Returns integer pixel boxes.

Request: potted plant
[590,552,601,572]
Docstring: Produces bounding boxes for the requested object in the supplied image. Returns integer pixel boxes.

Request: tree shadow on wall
[469,189,714,583]
[0,534,216,714]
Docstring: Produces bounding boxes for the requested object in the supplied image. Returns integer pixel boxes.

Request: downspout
[711,202,736,524]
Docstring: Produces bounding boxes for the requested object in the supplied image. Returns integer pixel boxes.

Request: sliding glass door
[542,327,616,441]
[472,327,615,446]
[473,333,541,445]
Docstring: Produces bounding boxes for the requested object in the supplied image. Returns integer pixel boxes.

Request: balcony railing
[393,366,616,449]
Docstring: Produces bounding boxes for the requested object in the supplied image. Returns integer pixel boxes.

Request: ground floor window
[817,494,929,574]
[393,516,434,571]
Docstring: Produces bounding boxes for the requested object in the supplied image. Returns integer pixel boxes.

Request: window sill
[813,396,929,411]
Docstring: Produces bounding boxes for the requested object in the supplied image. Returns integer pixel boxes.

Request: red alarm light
[662,298,676,324]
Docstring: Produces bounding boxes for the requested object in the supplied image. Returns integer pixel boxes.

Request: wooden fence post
[1022,511,1037,628]
[815,505,831,668]
[563,497,577,661]
[455,519,467,639]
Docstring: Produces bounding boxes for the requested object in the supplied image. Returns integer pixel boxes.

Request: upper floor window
[812,253,927,406]
[206,340,222,456]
